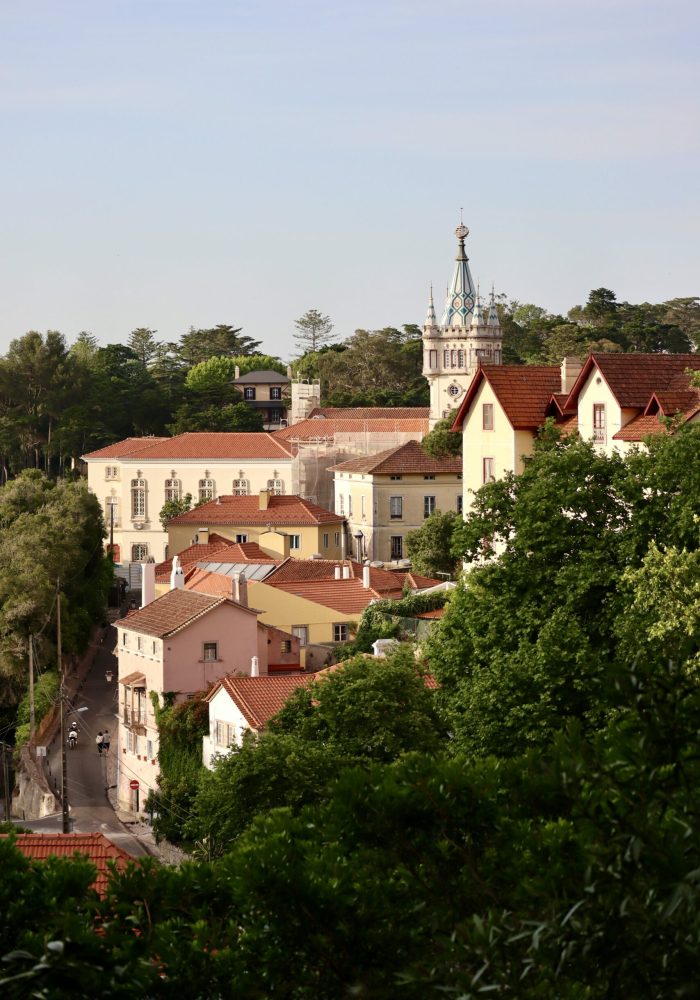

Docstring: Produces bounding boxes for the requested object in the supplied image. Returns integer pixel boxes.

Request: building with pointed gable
[423,224,502,426]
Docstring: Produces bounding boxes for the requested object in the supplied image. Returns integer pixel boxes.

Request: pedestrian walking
[96,731,103,755]
[101,730,111,754]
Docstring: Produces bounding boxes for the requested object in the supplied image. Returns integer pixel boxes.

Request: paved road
[28,625,154,859]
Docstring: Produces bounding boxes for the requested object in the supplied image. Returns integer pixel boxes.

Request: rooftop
[273,414,429,442]
[306,406,430,420]
[82,437,169,460]
[207,674,312,730]
[2,833,135,896]
[115,588,242,638]
[566,353,700,410]
[84,432,293,462]
[167,494,344,527]
[330,439,462,475]
[233,369,290,384]
[155,537,280,582]
[451,365,563,431]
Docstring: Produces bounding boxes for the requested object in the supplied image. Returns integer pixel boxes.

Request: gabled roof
[167,494,344,526]
[1,833,135,896]
[155,537,281,583]
[274,415,429,442]
[329,440,461,475]
[86,433,294,462]
[264,558,437,595]
[154,533,234,581]
[115,588,242,638]
[82,437,169,460]
[564,353,700,410]
[233,370,290,384]
[263,576,396,614]
[451,365,562,431]
[207,674,312,730]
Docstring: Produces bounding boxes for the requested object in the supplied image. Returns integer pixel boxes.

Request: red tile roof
[264,577,401,613]
[168,494,344,526]
[329,440,462,475]
[2,833,135,896]
[415,608,445,619]
[115,588,244,637]
[86,433,293,462]
[264,559,439,595]
[565,353,700,410]
[155,538,281,582]
[184,568,246,598]
[273,415,429,442]
[613,413,673,441]
[307,407,430,420]
[155,533,234,581]
[451,365,563,431]
[207,674,312,730]
[82,437,169,459]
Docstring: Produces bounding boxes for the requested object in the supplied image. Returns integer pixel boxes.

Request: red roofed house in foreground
[451,353,700,515]
[1,832,136,897]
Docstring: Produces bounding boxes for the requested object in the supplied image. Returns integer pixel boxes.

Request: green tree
[318,327,428,407]
[177,325,261,366]
[127,327,160,366]
[159,493,193,531]
[420,417,462,458]
[293,308,334,353]
[405,509,461,578]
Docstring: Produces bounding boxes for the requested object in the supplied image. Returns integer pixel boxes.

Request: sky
[0,0,698,360]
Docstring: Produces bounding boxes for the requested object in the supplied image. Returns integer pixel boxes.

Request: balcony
[123,706,148,732]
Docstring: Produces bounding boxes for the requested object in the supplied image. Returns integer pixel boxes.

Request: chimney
[197,527,209,544]
[232,571,248,607]
[334,566,341,580]
[259,489,270,511]
[560,357,583,395]
[235,365,240,380]
[362,565,371,589]
[170,555,185,591]
[251,655,259,677]
[141,557,156,608]
[342,565,350,580]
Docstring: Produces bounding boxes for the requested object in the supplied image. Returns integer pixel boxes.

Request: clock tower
[422,224,502,427]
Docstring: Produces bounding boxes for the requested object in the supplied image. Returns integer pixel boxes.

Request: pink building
[114,585,299,813]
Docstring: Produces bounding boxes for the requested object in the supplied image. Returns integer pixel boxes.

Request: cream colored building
[330,440,463,563]
[82,433,295,564]
[166,491,346,562]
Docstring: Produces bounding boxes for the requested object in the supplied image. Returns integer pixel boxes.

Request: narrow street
[25,625,155,859]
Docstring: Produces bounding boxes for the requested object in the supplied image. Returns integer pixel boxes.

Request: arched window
[267,478,284,495]
[164,478,181,502]
[199,479,215,502]
[131,543,148,562]
[131,479,146,519]
[232,479,249,496]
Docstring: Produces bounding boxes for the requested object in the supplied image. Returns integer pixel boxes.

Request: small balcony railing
[123,706,147,729]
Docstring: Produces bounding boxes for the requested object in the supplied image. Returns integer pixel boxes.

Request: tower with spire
[422,223,502,426]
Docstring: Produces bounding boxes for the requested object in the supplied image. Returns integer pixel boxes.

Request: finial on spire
[487,283,500,329]
[425,284,437,326]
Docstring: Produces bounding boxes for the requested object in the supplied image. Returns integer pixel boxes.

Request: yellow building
[330,440,462,563]
[166,490,346,561]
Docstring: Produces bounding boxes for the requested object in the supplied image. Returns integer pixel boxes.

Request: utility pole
[58,582,69,834]
[28,635,35,741]
[109,500,114,557]
[0,742,10,821]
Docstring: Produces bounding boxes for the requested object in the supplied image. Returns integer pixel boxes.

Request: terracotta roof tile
[307,406,430,419]
[88,432,293,461]
[613,413,672,441]
[2,833,135,896]
[452,365,562,431]
[329,440,461,475]
[168,494,344,526]
[566,353,700,410]
[115,588,229,637]
[82,437,169,459]
[155,533,234,581]
[264,559,435,594]
[265,577,401,613]
[208,674,312,730]
[274,415,429,441]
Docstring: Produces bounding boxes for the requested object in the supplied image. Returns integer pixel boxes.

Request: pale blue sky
[1,0,698,359]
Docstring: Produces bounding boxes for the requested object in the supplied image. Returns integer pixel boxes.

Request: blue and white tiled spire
[440,224,477,328]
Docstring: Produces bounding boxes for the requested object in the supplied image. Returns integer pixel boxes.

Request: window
[127,730,134,753]
[280,639,292,653]
[443,349,450,367]
[137,636,142,651]
[389,474,402,481]
[333,624,349,642]
[390,495,403,519]
[323,532,329,548]
[593,403,606,444]
[482,403,494,431]
[105,465,119,480]
[338,494,345,515]
[215,721,234,747]
[270,386,282,400]
[164,478,181,502]
[131,479,146,519]
[146,739,154,760]
[152,641,157,655]
[424,473,436,481]
[232,479,248,496]
[482,457,495,484]
[199,478,215,501]
[424,496,436,518]
[348,494,353,516]
[292,625,308,646]
[122,632,128,647]
[361,495,366,518]
[131,543,148,562]
[334,531,340,546]
[456,494,463,514]
[451,349,457,367]
[269,408,283,423]
[429,349,437,369]
[203,642,218,662]
[289,534,301,550]
[458,349,465,368]
[390,535,403,559]
[267,479,284,495]
[235,533,248,543]
[243,387,256,400]
[105,496,120,528]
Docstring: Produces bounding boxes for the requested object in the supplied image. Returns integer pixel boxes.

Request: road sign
[129,779,139,790]
[36,746,47,757]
